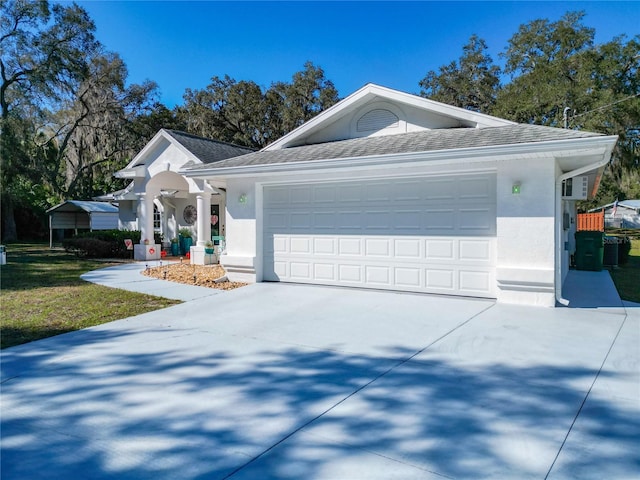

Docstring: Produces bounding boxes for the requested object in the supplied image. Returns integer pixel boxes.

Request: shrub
[63,237,119,258]
[63,230,148,258]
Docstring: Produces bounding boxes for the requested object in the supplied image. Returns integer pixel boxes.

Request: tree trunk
[1,194,18,242]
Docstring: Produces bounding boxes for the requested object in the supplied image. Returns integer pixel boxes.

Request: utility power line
[571,93,640,120]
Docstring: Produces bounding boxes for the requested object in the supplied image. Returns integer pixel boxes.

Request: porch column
[138,193,155,244]
[196,193,211,245]
[134,192,160,260]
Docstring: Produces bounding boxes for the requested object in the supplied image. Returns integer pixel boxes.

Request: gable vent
[357,109,399,132]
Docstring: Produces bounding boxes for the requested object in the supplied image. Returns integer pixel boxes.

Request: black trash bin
[603,236,619,267]
[575,231,604,271]
[618,236,631,265]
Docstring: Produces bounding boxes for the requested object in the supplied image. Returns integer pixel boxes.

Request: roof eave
[183,135,618,179]
[118,129,168,172]
[115,129,203,177]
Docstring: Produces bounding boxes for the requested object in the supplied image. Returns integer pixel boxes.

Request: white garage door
[263,174,497,298]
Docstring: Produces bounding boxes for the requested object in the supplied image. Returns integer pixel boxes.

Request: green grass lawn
[608,237,640,304]
[0,243,180,349]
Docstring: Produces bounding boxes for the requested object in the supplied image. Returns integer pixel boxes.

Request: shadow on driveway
[1,282,637,479]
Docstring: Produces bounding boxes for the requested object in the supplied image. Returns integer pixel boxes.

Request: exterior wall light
[512,182,521,195]
[238,193,248,204]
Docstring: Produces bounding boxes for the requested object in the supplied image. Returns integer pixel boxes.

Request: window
[153,205,161,232]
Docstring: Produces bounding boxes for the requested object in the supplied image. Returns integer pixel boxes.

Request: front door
[211,205,221,245]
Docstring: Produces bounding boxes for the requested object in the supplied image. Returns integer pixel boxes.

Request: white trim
[116,129,203,175]
[95,182,137,201]
[114,165,146,179]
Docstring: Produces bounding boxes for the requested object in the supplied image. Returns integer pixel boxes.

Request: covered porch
[110,129,252,263]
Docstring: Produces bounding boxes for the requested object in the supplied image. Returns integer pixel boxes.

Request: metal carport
[46,200,119,248]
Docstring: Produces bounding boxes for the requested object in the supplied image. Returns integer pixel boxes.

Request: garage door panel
[264,187,289,205]
[313,238,335,255]
[314,263,336,281]
[364,211,392,230]
[459,239,492,262]
[290,262,311,279]
[290,186,311,204]
[394,267,422,288]
[459,207,496,233]
[394,210,423,230]
[338,184,363,202]
[263,174,496,298]
[266,212,288,229]
[459,269,492,293]
[424,209,456,230]
[426,268,455,290]
[338,264,362,283]
[290,237,311,254]
[424,179,456,201]
[459,177,493,200]
[394,238,421,258]
[271,235,288,255]
[337,211,363,229]
[393,181,423,201]
[426,239,455,260]
[338,238,362,256]
[290,212,312,229]
[366,266,391,285]
[313,185,336,203]
[365,182,391,201]
[271,259,287,278]
[313,211,335,229]
[365,238,391,257]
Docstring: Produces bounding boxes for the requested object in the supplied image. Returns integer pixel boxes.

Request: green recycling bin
[575,231,604,271]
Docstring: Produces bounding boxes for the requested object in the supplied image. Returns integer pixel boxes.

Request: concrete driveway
[1,268,638,479]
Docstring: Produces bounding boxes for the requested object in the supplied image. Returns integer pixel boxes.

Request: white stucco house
[117,84,617,306]
[104,129,253,261]
[589,199,640,228]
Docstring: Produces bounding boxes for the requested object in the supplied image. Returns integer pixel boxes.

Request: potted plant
[170,237,180,256]
[204,240,215,255]
[179,228,192,255]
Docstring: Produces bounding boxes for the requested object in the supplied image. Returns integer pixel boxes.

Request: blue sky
[74,1,640,108]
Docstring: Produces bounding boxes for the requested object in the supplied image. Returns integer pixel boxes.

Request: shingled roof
[164,130,255,164]
[185,124,604,171]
